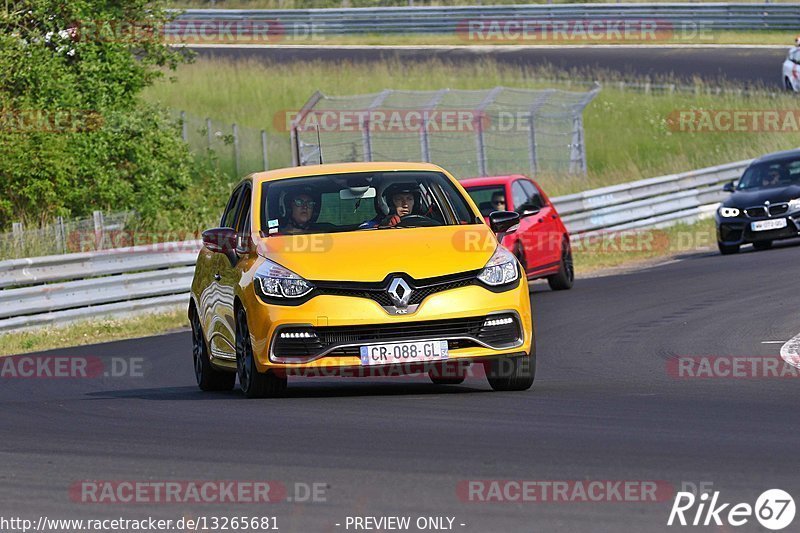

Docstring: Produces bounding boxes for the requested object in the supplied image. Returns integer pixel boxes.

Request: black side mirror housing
[489,211,520,234]
[722,181,736,193]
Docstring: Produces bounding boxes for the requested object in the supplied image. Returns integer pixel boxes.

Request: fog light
[484,317,513,327]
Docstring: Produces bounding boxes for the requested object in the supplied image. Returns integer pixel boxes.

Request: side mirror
[489,210,520,234]
[518,204,541,217]
[722,181,736,193]
[202,227,237,255]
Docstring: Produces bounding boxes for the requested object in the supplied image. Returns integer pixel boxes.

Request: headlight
[477,246,519,287]
[718,206,740,218]
[254,259,314,299]
[789,198,800,211]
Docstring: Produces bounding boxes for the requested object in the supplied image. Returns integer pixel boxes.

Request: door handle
[213,274,221,281]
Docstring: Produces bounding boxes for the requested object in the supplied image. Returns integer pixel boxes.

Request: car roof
[460,175,530,187]
[245,161,448,188]
[752,148,800,164]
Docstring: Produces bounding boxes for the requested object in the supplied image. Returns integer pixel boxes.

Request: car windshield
[737,157,800,190]
[464,185,507,217]
[260,171,478,236]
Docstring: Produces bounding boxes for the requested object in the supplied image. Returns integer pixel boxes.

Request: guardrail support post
[206,118,213,150]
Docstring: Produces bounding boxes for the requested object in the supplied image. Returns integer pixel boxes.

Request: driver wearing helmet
[360,182,420,229]
[280,186,320,234]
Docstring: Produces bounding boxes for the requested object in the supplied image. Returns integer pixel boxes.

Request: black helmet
[378,182,420,215]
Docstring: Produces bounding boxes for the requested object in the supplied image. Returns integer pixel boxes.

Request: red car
[461,174,573,291]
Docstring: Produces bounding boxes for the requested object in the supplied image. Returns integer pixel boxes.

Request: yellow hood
[257,225,497,282]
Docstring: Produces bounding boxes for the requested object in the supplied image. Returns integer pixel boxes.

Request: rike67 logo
[668,489,796,530]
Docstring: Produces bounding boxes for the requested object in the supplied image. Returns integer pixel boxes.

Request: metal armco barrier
[172,4,800,34]
[0,157,751,333]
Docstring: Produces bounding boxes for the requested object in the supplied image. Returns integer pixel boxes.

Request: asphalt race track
[2,240,799,532]
[189,45,789,89]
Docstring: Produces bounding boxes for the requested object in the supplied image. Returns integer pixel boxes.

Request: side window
[511,181,527,212]
[234,186,252,234]
[220,186,243,228]
[520,180,544,209]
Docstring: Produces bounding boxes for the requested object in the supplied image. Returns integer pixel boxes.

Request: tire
[786,77,794,92]
[753,240,773,251]
[718,242,740,255]
[547,239,574,291]
[236,307,287,398]
[485,351,536,392]
[428,363,466,385]
[191,308,235,392]
[514,242,528,276]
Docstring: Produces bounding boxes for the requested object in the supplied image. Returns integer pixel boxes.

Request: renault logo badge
[387,278,413,308]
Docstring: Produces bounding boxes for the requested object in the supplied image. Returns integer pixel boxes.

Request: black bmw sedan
[716,149,800,254]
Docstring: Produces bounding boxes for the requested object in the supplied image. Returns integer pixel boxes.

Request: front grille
[745,203,789,218]
[744,206,767,218]
[312,270,478,308]
[769,203,789,216]
[271,314,521,360]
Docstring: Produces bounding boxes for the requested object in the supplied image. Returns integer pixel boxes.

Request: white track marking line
[762,341,787,344]
[780,332,800,369]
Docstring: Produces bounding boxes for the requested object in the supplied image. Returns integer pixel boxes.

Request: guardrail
[0,157,748,333]
[174,4,800,34]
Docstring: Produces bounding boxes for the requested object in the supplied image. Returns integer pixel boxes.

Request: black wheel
[485,350,536,392]
[753,240,773,251]
[191,308,235,392]
[718,242,740,255]
[428,363,466,385]
[236,307,287,398]
[547,239,574,291]
[786,77,794,92]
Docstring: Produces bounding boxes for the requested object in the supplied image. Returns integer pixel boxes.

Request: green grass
[143,57,800,197]
[572,218,717,274]
[0,309,190,357]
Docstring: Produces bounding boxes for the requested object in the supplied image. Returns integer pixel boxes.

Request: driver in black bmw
[716,148,800,255]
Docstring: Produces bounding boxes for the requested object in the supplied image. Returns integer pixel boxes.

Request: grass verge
[0,308,190,357]
[572,217,717,274]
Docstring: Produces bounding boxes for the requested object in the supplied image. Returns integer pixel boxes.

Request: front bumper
[716,213,800,245]
[241,281,533,373]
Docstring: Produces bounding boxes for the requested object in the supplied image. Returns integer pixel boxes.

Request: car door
[508,179,537,274]
[522,179,562,268]
[214,182,254,358]
[207,184,247,361]
[513,179,554,274]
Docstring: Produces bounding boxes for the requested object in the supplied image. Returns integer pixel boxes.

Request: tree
[0,0,195,229]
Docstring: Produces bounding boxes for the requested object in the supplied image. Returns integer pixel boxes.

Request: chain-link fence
[290,85,600,178]
[0,212,138,260]
[177,111,292,177]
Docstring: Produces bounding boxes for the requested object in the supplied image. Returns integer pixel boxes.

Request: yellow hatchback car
[189,162,535,398]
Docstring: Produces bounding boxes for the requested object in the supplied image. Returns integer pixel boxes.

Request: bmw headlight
[254,259,313,299]
[789,198,800,211]
[477,246,519,287]
[718,206,740,218]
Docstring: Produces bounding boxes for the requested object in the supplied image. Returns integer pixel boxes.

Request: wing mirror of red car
[489,211,520,234]
[202,228,237,255]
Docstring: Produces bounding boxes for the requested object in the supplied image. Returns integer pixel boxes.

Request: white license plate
[751,218,787,232]
[359,340,449,366]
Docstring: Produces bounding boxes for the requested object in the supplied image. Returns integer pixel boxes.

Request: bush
[0,0,195,230]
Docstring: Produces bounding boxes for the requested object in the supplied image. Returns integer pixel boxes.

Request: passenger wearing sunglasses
[281,188,320,234]
[490,192,506,211]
